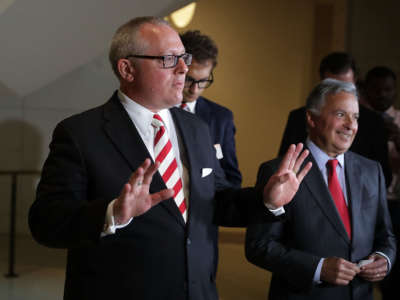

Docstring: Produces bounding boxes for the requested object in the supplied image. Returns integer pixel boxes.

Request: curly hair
[180,30,218,67]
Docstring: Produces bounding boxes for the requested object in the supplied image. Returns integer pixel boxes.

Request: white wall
[0,0,192,235]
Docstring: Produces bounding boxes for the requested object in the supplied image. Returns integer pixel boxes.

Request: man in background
[278,52,392,186]
[180,30,242,187]
[363,66,400,300]
[246,79,396,300]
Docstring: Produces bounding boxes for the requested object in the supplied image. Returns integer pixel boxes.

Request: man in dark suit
[278,52,392,186]
[179,30,242,187]
[28,17,312,300]
[246,79,396,300]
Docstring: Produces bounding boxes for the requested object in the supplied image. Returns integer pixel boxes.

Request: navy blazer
[195,96,242,188]
[29,92,262,300]
[278,105,392,186]
[246,151,396,300]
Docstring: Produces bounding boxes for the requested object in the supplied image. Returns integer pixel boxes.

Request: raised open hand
[263,143,312,209]
[113,158,174,224]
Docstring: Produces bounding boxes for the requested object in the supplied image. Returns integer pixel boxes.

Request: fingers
[292,148,309,174]
[288,143,303,171]
[359,255,388,281]
[151,188,175,206]
[296,161,312,183]
[278,144,311,179]
[143,160,160,185]
[322,257,360,285]
[127,158,150,187]
[277,144,297,174]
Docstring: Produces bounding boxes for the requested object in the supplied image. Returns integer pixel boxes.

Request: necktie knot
[180,102,191,112]
[152,114,165,129]
[327,159,339,174]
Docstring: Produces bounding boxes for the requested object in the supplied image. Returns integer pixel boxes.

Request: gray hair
[306,78,358,115]
[108,16,171,79]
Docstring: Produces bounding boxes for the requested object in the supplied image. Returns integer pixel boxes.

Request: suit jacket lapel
[170,107,204,227]
[102,93,185,227]
[303,154,351,244]
[195,97,211,121]
[102,93,150,170]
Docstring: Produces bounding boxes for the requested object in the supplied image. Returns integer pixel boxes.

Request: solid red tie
[180,102,190,112]
[327,159,351,239]
[152,114,187,222]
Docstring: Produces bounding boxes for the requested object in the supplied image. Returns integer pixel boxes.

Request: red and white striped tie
[152,114,187,222]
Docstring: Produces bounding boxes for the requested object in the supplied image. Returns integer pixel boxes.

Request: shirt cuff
[101,199,133,237]
[376,251,392,272]
[264,203,285,216]
[313,258,324,284]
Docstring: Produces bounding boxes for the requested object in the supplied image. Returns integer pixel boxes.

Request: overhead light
[0,0,15,15]
[169,2,196,29]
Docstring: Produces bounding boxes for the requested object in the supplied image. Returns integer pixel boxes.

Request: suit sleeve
[219,110,242,188]
[245,161,321,293]
[374,118,392,187]
[213,149,278,227]
[29,122,108,249]
[373,162,397,266]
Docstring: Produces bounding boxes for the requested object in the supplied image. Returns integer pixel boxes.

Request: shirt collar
[306,138,345,171]
[176,100,197,114]
[118,90,172,135]
[185,100,196,113]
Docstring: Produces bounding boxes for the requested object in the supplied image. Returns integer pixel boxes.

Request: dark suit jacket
[28,92,265,300]
[195,96,242,188]
[278,105,392,186]
[245,151,396,300]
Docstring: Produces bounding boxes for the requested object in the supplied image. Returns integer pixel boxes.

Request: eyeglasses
[184,73,214,89]
[126,53,192,69]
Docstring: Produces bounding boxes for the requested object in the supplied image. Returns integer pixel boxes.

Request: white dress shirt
[102,90,190,235]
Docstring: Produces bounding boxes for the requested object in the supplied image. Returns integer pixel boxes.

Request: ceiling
[0,0,192,99]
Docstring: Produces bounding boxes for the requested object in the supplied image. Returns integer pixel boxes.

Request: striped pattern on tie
[152,114,187,222]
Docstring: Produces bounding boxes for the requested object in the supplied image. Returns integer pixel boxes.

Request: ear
[117,58,135,82]
[306,110,316,129]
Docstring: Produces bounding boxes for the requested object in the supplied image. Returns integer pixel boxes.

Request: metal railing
[0,170,41,278]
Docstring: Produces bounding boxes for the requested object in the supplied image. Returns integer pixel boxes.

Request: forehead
[368,76,396,88]
[324,69,355,83]
[187,60,213,78]
[139,23,184,54]
[323,91,359,112]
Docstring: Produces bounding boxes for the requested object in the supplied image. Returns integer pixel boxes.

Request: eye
[336,112,344,118]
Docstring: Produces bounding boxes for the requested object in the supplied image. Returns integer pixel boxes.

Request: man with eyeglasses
[179,30,242,188]
[29,16,311,300]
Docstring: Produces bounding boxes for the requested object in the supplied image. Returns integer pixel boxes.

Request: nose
[176,57,188,74]
[344,115,358,130]
[189,81,199,93]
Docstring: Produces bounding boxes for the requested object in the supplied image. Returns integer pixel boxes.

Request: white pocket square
[201,168,213,178]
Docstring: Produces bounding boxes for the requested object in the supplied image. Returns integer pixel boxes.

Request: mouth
[337,131,353,140]
[174,81,184,88]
